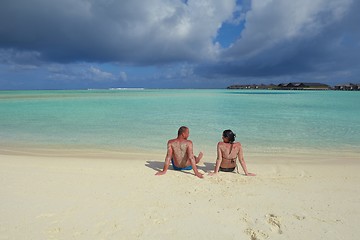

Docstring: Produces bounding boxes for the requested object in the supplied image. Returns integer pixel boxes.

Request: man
[156,126,203,178]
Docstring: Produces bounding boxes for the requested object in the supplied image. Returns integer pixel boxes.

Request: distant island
[227,82,360,91]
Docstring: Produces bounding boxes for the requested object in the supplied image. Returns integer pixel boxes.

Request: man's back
[169,138,192,168]
[156,126,203,178]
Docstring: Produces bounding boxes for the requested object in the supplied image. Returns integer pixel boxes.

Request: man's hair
[178,126,188,136]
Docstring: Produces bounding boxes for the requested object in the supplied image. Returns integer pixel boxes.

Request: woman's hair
[223,129,236,143]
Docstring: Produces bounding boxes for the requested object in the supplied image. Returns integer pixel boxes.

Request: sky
[0,0,359,90]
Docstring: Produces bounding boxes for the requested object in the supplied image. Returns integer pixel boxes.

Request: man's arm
[187,141,203,178]
[237,143,256,176]
[155,141,173,176]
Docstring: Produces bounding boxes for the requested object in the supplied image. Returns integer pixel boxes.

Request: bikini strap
[229,142,234,155]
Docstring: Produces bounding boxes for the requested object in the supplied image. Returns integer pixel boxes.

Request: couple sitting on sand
[156,126,256,179]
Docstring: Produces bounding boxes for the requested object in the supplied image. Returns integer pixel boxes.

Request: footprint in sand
[144,209,167,225]
[266,214,283,234]
[47,227,61,234]
[294,214,306,220]
[245,228,269,240]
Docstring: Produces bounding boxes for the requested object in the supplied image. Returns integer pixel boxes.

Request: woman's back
[211,129,255,176]
[218,142,241,168]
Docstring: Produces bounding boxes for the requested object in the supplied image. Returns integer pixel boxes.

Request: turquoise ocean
[1,89,359,158]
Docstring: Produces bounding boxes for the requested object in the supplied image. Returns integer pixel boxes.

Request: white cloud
[223,0,353,60]
[88,66,115,82]
[119,71,128,82]
[47,64,115,82]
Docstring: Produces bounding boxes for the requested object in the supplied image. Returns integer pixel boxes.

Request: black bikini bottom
[219,167,235,172]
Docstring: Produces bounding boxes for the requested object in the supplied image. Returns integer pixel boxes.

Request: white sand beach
[1,151,359,240]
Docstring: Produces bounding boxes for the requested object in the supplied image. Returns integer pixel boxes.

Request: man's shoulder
[168,138,192,145]
[167,138,178,144]
[168,138,190,144]
[178,139,192,145]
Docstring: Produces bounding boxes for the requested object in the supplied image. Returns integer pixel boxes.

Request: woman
[210,130,255,176]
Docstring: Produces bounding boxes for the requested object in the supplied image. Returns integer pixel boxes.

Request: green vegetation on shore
[227,82,360,90]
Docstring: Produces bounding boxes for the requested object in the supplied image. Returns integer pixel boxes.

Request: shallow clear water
[1,89,359,156]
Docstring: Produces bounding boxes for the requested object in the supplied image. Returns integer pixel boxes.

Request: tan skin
[156,128,204,178]
[209,135,256,176]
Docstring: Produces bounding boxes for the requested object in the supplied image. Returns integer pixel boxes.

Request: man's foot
[195,152,203,164]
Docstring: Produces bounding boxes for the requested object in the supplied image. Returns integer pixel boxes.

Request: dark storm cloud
[0,0,235,64]
[0,0,359,89]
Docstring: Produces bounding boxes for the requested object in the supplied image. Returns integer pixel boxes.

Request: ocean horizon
[1,89,359,159]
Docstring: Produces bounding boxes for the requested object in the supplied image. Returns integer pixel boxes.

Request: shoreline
[1,143,359,163]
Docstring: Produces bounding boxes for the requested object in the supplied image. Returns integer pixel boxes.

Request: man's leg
[185,152,203,167]
[194,152,203,164]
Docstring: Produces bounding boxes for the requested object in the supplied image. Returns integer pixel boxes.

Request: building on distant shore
[276,82,330,90]
[227,84,276,89]
[227,82,330,90]
[334,83,360,91]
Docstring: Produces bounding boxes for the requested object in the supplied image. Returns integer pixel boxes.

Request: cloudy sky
[0,0,359,90]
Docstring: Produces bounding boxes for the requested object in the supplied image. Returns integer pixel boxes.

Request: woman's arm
[237,143,256,176]
[210,142,223,175]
